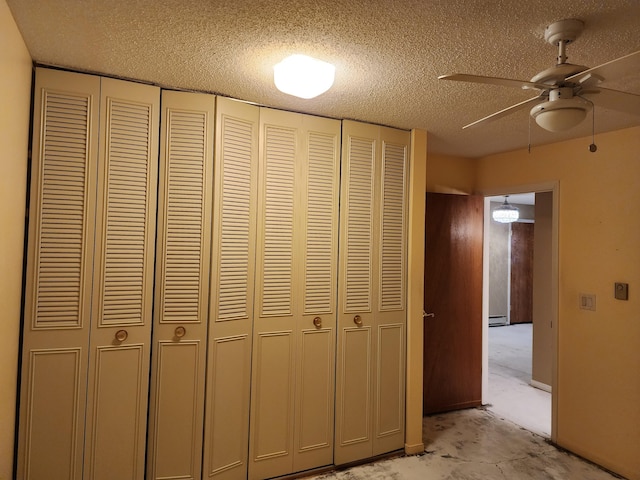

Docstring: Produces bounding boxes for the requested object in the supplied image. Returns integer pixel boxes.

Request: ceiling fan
[439,19,640,133]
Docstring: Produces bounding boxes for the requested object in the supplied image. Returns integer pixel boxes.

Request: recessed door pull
[313,317,322,328]
[353,315,363,326]
[174,326,187,338]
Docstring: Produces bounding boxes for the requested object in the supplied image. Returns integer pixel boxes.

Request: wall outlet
[579,293,596,311]
[614,282,629,300]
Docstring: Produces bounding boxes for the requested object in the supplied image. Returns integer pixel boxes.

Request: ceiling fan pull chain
[582,96,598,153]
[528,114,532,154]
[589,105,597,153]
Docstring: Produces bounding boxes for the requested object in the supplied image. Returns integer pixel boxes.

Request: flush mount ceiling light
[492,196,520,223]
[273,54,335,99]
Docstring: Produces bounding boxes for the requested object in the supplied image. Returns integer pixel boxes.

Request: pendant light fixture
[492,196,520,223]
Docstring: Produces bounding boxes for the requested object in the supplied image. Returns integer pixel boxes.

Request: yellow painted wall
[476,127,640,480]
[426,153,475,194]
[405,129,427,454]
[0,1,32,478]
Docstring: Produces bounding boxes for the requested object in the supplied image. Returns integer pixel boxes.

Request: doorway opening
[482,189,557,440]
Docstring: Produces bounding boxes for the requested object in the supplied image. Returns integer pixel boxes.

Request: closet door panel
[335,121,377,465]
[373,323,405,455]
[294,118,341,472]
[253,332,295,458]
[150,342,201,478]
[250,109,299,479]
[296,329,333,452]
[336,327,372,463]
[21,348,83,480]
[372,131,409,455]
[85,77,159,480]
[87,345,146,480]
[207,334,252,478]
[147,91,214,480]
[18,68,100,480]
[204,97,259,480]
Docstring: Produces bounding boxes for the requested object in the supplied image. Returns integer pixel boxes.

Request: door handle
[313,317,322,328]
[115,329,128,342]
[174,326,187,338]
[353,315,363,327]
[423,310,435,318]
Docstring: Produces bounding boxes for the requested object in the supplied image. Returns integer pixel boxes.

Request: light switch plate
[579,293,596,311]
[614,282,629,300]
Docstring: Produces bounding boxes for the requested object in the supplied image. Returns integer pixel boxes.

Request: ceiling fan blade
[567,49,640,84]
[462,96,543,129]
[439,73,550,91]
[582,87,640,116]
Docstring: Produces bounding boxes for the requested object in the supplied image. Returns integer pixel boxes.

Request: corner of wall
[0,1,32,478]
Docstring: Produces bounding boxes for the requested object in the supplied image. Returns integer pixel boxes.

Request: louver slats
[35,92,91,328]
[218,116,254,321]
[102,100,152,324]
[380,143,407,310]
[162,110,206,322]
[261,126,295,316]
[345,138,374,312]
[304,132,336,313]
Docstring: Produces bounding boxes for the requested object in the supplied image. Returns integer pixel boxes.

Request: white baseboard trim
[405,442,425,455]
[530,379,552,393]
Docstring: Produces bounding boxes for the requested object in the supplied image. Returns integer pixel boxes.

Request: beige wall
[532,192,553,387]
[405,129,427,454]
[426,153,475,194]
[488,212,509,317]
[476,126,640,480]
[0,1,31,478]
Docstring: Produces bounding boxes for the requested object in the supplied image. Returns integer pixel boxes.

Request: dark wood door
[510,222,534,324]
[423,193,483,415]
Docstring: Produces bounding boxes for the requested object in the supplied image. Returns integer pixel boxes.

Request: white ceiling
[7,0,640,158]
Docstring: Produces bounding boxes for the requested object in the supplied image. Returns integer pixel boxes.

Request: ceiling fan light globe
[530,99,589,132]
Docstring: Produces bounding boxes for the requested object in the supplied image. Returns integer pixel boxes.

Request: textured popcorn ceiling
[7,0,640,158]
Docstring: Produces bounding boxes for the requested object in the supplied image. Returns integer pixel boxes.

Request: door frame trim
[479,181,559,443]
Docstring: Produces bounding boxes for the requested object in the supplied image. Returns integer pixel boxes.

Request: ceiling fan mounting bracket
[544,19,584,47]
[545,19,584,65]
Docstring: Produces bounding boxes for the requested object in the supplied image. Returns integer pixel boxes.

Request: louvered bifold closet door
[372,127,409,456]
[335,120,378,466]
[293,114,341,474]
[147,91,214,480]
[335,121,409,465]
[84,77,160,480]
[18,68,100,480]
[249,108,340,480]
[203,97,259,480]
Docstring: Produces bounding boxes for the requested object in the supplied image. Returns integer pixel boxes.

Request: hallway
[487,323,551,437]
